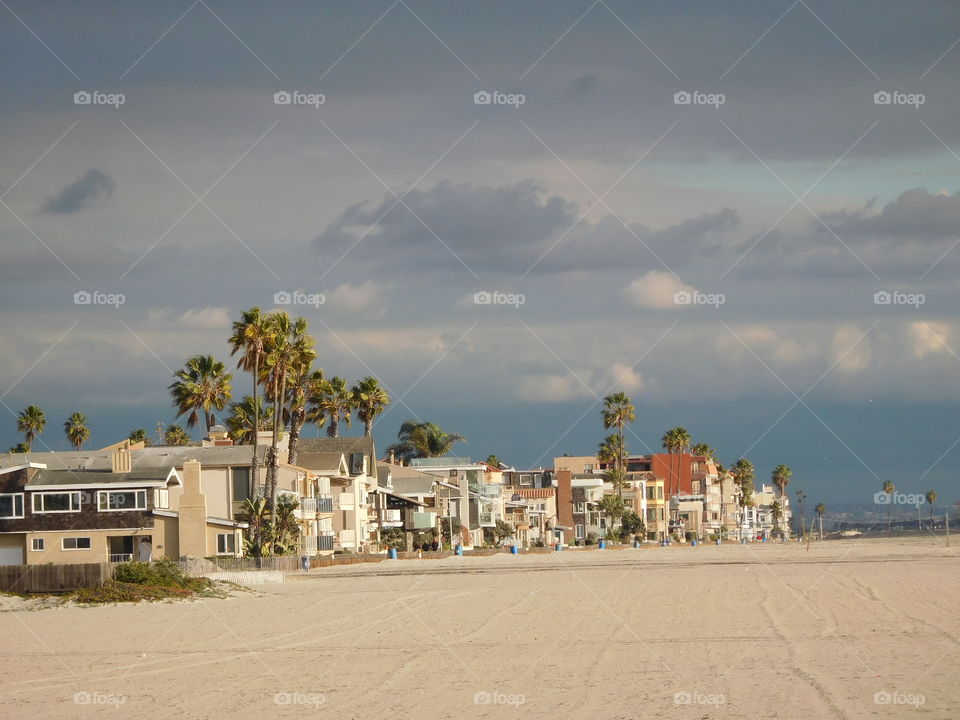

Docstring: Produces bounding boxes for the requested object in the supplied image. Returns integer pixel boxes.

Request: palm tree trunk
[329,413,339,438]
[269,375,286,509]
[364,419,372,437]
[251,353,260,498]
[288,406,303,465]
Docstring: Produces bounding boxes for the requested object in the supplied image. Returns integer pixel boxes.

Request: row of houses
[0,432,790,565]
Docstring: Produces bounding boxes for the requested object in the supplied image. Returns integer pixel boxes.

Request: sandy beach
[1,537,958,719]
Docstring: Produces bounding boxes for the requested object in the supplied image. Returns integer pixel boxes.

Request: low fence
[0,562,114,593]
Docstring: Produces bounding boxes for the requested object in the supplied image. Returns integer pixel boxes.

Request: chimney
[177,459,208,558]
[388,450,395,465]
[111,449,132,473]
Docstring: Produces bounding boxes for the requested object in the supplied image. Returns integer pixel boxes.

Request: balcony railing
[108,553,133,563]
[297,496,335,515]
[304,533,335,552]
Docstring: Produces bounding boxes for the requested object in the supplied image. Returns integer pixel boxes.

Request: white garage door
[0,545,24,566]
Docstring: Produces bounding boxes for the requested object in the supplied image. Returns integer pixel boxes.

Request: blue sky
[1,0,959,507]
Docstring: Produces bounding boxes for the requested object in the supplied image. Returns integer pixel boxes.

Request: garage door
[0,545,24,566]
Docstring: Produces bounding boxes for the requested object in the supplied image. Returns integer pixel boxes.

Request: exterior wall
[206,525,243,557]
[178,461,208,558]
[153,515,179,559]
[23,528,154,565]
[555,470,573,545]
[554,456,601,474]
[201,467,230,519]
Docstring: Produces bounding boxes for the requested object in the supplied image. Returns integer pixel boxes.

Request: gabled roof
[297,436,376,458]
[27,467,175,489]
[296,452,348,474]
[0,446,269,472]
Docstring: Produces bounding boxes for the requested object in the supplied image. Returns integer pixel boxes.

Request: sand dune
[1,537,958,719]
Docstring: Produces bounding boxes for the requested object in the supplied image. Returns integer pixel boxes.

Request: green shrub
[585,532,597,546]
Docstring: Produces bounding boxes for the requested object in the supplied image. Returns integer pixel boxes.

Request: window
[645,486,655,500]
[519,474,532,486]
[62,537,91,550]
[0,493,25,518]
[32,492,82,513]
[573,502,585,513]
[575,524,585,539]
[153,489,170,509]
[232,468,250,502]
[583,464,594,473]
[97,490,147,511]
[646,509,657,522]
[692,481,701,494]
[216,533,236,555]
[31,538,44,551]
[349,453,365,476]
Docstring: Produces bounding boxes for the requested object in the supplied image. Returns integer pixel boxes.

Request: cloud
[908,321,951,359]
[323,281,388,316]
[147,306,232,330]
[39,169,115,214]
[623,271,696,309]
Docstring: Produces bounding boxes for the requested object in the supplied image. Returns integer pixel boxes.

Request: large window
[217,533,236,555]
[153,489,169,509]
[575,524,585,539]
[62,537,91,550]
[0,493,25,518]
[32,492,81,513]
[97,490,147,511]
[232,468,250,502]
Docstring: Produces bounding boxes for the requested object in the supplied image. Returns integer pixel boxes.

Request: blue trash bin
[598,539,606,549]
[300,556,309,571]
[388,547,398,560]
[633,539,640,548]
[554,543,561,551]
[510,544,518,555]
[455,544,463,556]
[691,539,698,547]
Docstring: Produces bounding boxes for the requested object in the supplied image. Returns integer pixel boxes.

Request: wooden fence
[0,562,113,593]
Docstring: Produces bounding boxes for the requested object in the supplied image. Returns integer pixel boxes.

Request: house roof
[296,452,347,473]
[1,446,269,472]
[297,436,376,458]
[27,467,174,488]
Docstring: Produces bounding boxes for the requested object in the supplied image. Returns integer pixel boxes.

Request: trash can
[691,539,698,547]
[388,547,398,559]
[716,538,721,546]
[598,539,606,549]
[554,543,562,551]
[300,555,309,571]
[510,544,518,555]
[455,544,463,556]
[633,539,640,548]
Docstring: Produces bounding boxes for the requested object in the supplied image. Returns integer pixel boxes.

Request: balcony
[108,553,133,563]
[303,533,335,552]
[297,496,334,516]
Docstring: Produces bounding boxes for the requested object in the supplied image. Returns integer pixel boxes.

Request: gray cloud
[40,169,115,215]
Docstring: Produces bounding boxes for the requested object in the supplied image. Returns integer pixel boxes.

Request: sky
[1,0,959,508]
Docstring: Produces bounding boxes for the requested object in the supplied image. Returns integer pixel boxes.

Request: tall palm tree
[601,393,634,473]
[661,426,691,526]
[597,493,625,539]
[771,465,792,502]
[229,307,277,499]
[814,502,825,540]
[795,489,807,537]
[352,376,390,437]
[63,412,90,450]
[16,405,45,451]
[226,396,275,445]
[602,467,628,499]
[308,375,353,438]
[770,499,783,538]
[597,433,625,469]
[285,367,322,465]
[926,490,937,528]
[732,458,755,539]
[169,355,232,435]
[386,420,466,461]
[691,442,715,459]
[882,480,895,532]
[164,424,190,446]
[261,314,314,507]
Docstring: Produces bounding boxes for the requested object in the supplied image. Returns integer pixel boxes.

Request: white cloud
[908,321,951,358]
[147,306,232,330]
[623,271,697,310]
[324,281,388,317]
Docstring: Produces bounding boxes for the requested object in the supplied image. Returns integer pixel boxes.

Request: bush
[585,532,597,546]
[113,558,190,588]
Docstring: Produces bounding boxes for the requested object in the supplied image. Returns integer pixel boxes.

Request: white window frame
[32,492,82,514]
[62,537,91,551]
[153,488,170,509]
[97,490,147,512]
[519,474,533,486]
[31,537,44,551]
[573,502,585,513]
[575,523,585,539]
[0,492,25,519]
[216,533,236,555]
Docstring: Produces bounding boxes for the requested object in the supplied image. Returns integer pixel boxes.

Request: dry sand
[1,537,958,719]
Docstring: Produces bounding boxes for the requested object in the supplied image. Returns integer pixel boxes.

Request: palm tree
[662,426,691,527]
[601,393,634,472]
[284,366,321,465]
[128,428,150,446]
[926,490,937,529]
[597,493,626,540]
[169,355,233,435]
[732,458,755,539]
[308,375,353,438]
[691,442,715,459]
[63,412,90,450]
[226,396,274,445]
[770,499,783,538]
[229,307,277,500]
[386,420,466,461]
[882,480,895,532]
[602,467,628,499]
[262,313,314,506]
[771,465,792,502]
[164,424,190,446]
[352,376,390,437]
[814,502,825,540]
[597,433,625,469]
[238,497,270,557]
[16,405,45,451]
[485,454,502,469]
[7,442,29,453]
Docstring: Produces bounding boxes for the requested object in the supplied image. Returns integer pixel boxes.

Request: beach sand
[1,536,958,719]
